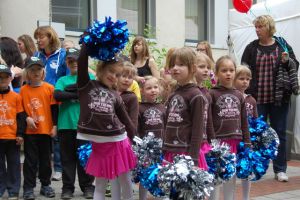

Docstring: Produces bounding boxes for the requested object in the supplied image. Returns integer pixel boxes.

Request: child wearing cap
[54,48,95,199]
[0,63,26,200]
[20,57,58,200]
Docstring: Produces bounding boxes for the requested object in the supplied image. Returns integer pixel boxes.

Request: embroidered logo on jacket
[144,108,163,126]
[88,88,114,113]
[216,94,240,117]
[246,102,254,117]
[167,95,185,122]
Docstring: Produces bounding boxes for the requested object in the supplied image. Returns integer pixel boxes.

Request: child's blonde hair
[139,76,159,89]
[169,47,197,80]
[164,47,176,70]
[235,65,252,81]
[23,66,46,83]
[122,61,137,77]
[196,52,214,70]
[215,55,237,74]
[95,57,125,80]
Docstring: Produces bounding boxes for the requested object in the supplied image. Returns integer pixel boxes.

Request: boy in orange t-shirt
[0,64,26,199]
[20,57,58,200]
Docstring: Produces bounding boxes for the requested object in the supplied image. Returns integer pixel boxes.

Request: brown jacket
[209,86,250,144]
[138,102,166,139]
[121,91,139,130]
[77,81,136,140]
[163,83,206,165]
[245,94,258,118]
[199,87,215,143]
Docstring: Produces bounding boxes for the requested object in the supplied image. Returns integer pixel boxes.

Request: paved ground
[1,160,300,199]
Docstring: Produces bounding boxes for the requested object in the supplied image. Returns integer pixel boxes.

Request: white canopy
[229,0,300,155]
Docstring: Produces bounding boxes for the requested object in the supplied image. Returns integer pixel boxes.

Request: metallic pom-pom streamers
[260,127,280,160]
[139,164,165,197]
[205,139,236,184]
[236,117,280,181]
[158,155,214,199]
[236,143,270,181]
[77,143,92,168]
[132,133,163,184]
[132,132,163,167]
[79,16,129,61]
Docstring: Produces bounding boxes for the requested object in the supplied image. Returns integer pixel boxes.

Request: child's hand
[16,137,24,145]
[281,52,289,63]
[50,126,57,138]
[26,117,37,130]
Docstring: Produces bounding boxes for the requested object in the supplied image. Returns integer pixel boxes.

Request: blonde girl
[138,76,166,200]
[77,45,137,200]
[195,53,215,170]
[234,65,258,118]
[209,56,250,200]
[163,47,206,167]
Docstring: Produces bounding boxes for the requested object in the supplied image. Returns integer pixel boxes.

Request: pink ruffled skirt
[164,142,212,170]
[220,138,242,154]
[85,138,136,179]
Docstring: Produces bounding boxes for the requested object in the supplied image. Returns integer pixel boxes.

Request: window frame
[51,0,95,33]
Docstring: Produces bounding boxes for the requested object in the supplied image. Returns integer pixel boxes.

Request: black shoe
[83,188,94,199]
[61,190,74,199]
[23,189,35,200]
[40,185,55,198]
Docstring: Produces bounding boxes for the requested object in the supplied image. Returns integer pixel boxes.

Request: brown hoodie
[209,86,250,144]
[163,83,206,165]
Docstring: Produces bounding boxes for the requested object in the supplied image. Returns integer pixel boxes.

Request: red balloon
[233,0,253,13]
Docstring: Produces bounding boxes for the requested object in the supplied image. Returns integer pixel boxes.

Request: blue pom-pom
[77,143,92,167]
[236,142,269,181]
[205,140,236,184]
[79,17,129,61]
[140,164,165,197]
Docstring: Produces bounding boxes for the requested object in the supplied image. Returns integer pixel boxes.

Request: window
[52,0,90,32]
[185,0,208,42]
[117,0,156,37]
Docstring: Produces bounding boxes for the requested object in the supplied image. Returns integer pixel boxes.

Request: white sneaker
[275,172,289,182]
[52,171,62,181]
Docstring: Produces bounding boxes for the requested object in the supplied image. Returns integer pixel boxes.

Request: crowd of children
[0,36,264,200]
[0,14,297,200]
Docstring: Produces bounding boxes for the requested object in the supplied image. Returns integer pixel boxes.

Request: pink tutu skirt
[220,138,242,154]
[164,142,211,170]
[85,138,137,179]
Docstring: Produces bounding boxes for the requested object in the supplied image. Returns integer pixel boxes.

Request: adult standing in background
[130,36,160,83]
[33,25,68,181]
[196,40,215,63]
[18,34,37,60]
[241,15,299,182]
[0,37,24,92]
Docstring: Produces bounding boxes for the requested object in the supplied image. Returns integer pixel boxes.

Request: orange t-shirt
[0,90,24,139]
[20,82,57,135]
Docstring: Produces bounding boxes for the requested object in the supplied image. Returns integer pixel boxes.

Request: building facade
[0,0,259,59]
